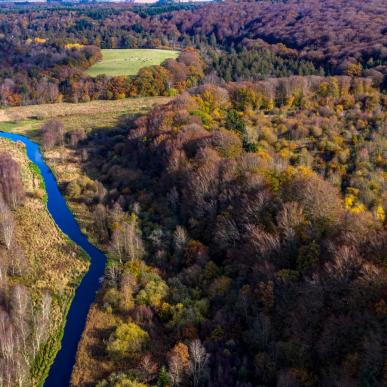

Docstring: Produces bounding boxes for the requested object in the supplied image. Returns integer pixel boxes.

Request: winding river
[0,132,106,387]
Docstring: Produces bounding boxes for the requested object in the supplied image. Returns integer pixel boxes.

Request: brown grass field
[70,302,120,386]
[0,97,170,122]
[0,97,171,144]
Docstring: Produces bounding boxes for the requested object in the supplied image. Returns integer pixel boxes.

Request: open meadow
[85,48,179,77]
[0,96,171,140]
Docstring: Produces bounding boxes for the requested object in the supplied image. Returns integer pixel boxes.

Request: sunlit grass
[86,48,179,77]
[0,97,171,139]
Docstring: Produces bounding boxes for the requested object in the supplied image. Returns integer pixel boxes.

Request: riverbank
[0,138,89,386]
[0,96,171,386]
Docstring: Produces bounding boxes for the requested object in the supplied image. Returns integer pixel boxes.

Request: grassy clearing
[86,49,179,77]
[0,96,170,123]
[0,139,89,385]
[0,119,40,133]
[0,97,170,142]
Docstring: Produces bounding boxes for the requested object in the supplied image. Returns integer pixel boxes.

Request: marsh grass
[0,139,89,385]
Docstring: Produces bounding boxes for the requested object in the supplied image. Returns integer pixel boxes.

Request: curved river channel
[0,132,107,387]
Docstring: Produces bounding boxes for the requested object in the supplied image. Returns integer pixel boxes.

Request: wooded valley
[0,1,386,386]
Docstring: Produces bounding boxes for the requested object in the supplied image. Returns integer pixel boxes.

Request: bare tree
[0,287,51,386]
[14,353,28,387]
[68,129,86,147]
[41,119,64,150]
[0,357,13,387]
[277,201,305,241]
[0,315,27,387]
[10,285,30,367]
[95,182,107,204]
[32,292,51,359]
[110,215,144,263]
[138,353,158,382]
[188,340,209,387]
[110,228,124,262]
[174,226,188,254]
[0,154,24,209]
[8,244,26,277]
[168,342,189,386]
[0,248,8,284]
[105,265,122,288]
[169,354,184,386]
[0,200,15,250]
[41,292,52,323]
[92,204,109,241]
[0,309,15,363]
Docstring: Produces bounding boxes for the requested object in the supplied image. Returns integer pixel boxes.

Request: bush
[107,322,149,359]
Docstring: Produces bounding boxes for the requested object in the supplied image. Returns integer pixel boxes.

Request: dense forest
[0,39,204,105]
[209,43,324,82]
[0,0,386,106]
[0,1,386,386]
[66,75,387,386]
[1,0,385,68]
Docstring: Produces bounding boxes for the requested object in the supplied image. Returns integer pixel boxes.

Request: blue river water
[0,132,106,387]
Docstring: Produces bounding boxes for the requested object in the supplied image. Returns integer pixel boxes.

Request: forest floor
[0,138,89,385]
[86,48,179,77]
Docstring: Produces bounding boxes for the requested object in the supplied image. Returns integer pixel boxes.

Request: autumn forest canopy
[0,1,386,387]
[0,0,386,106]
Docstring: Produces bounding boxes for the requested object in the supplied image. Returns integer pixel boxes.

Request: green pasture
[86,48,179,77]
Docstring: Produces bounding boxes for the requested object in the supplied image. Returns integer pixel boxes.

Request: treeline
[0,42,203,106]
[0,152,52,386]
[65,48,204,103]
[68,75,386,385]
[1,0,386,107]
[1,0,386,77]
[0,39,101,106]
[209,44,324,82]
[160,0,387,74]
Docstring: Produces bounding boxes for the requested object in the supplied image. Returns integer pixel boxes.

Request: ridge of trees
[0,42,204,106]
[68,74,386,385]
[1,0,386,106]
